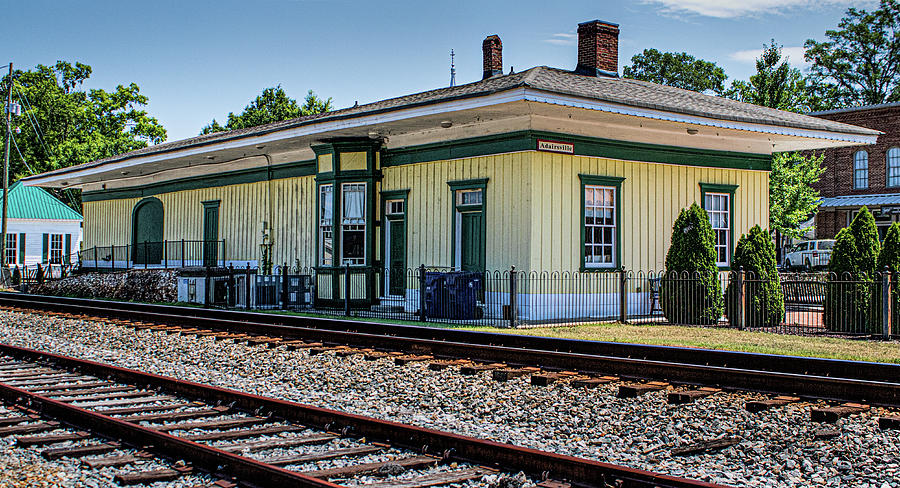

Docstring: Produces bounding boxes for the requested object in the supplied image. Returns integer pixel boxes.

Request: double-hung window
[49,234,63,264]
[580,175,624,270]
[854,150,869,189]
[340,183,367,266]
[888,148,900,187]
[4,234,16,265]
[319,184,334,266]
[705,193,731,267]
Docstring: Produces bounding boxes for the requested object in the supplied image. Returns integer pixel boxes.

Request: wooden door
[460,211,484,272]
[388,218,406,295]
[132,199,164,265]
[203,203,219,267]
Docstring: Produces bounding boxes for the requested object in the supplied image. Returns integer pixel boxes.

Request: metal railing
[77,240,226,270]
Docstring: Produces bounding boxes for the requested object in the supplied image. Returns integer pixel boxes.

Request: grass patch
[460,323,900,364]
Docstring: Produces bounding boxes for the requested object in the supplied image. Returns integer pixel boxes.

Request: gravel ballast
[0,310,898,487]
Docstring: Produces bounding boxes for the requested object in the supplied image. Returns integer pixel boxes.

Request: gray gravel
[1,310,899,487]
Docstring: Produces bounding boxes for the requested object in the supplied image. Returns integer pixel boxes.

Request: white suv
[783,240,835,270]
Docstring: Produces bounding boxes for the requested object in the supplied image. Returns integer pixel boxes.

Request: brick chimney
[482,35,502,80]
[575,20,619,77]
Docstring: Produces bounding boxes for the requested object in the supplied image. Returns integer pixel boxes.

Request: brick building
[809,103,899,239]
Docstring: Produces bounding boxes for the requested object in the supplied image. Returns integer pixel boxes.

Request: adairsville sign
[537,139,574,154]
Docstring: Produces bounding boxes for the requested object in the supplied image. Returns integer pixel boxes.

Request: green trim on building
[385,130,772,171]
[82,159,316,202]
[82,130,770,204]
[579,174,625,272]
[699,182,739,270]
[381,189,410,295]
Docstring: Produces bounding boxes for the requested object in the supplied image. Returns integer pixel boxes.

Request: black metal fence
[182,265,899,337]
[77,240,227,270]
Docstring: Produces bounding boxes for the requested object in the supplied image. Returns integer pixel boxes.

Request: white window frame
[340,182,367,266]
[4,234,16,266]
[50,234,63,264]
[705,192,731,267]
[583,185,617,269]
[319,184,334,266]
[888,148,900,188]
[854,150,869,189]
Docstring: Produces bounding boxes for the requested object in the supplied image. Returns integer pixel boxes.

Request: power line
[14,83,53,158]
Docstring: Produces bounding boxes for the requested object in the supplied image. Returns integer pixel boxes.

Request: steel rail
[2,292,898,383]
[0,342,724,488]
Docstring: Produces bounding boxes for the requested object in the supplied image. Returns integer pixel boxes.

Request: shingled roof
[27,66,880,180]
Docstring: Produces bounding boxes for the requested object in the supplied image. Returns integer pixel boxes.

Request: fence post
[343,264,351,317]
[619,267,628,324]
[883,269,892,339]
[164,241,168,269]
[418,264,427,322]
[110,246,114,271]
[222,240,226,268]
[181,239,185,268]
[228,264,235,308]
[245,263,252,310]
[144,241,149,269]
[508,266,518,328]
[281,263,288,310]
[94,247,98,270]
[734,267,745,330]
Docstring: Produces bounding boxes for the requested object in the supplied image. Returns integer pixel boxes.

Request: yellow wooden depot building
[25,20,877,319]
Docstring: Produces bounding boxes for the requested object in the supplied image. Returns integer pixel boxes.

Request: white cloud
[544,33,576,46]
[643,0,873,19]
[729,46,811,68]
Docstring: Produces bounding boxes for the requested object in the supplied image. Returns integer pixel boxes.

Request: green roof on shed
[6,181,82,220]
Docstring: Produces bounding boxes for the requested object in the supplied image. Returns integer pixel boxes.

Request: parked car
[782,240,835,270]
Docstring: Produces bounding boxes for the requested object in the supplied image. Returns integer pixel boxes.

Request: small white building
[3,181,83,266]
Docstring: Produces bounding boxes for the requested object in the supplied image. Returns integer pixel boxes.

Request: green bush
[725,225,784,327]
[660,203,724,325]
[825,207,881,333]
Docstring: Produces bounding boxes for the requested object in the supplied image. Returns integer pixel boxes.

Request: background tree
[623,49,727,94]
[877,222,900,329]
[660,203,724,325]
[201,86,332,134]
[805,0,900,107]
[769,151,826,260]
[725,41,814,112]
[2,61,166,208]
[725,225,784,327]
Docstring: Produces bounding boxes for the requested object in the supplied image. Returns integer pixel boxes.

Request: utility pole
[1,62,11,274]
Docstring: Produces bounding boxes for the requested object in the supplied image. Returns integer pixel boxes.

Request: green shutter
[64,234,71,264]
[41,234,48,263]
[18,234,24,265]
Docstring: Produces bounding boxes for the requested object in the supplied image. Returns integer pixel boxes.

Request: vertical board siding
[382,152,533,270]
[530,152,769,272]
[81,176,316,266]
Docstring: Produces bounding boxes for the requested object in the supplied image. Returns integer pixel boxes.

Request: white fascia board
[24,86,876,187]
[22,89,529,187]
[522,88,879,145]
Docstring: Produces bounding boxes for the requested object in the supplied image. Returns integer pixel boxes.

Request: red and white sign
[537,139,574,154]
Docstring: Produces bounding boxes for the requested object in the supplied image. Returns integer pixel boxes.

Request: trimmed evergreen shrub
[660,203,724,325]
[824,207,881,333]
[725,225,784,327]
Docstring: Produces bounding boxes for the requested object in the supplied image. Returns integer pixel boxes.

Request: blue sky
[5,0,877,141]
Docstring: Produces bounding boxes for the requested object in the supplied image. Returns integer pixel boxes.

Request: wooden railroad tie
[304,455,438,479]
[744,396,800,413]
[667,387,721,404]
[492,367,541,382]
[617,381,670,398]
[811,403,870,423]
[394,355,433,366]
[308,345,353,356]
[115,466,193,485]
[571,376,619,388]
[459,363,506,375]
[82,451,154,469]
[427,359,470,371]
[879,416,900,430]
[42,441,121,460]
[282,340,323,351]
[17,431,90,447]
[530,371,581,386]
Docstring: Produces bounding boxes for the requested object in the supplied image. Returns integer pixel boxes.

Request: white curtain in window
[343,184,365,223]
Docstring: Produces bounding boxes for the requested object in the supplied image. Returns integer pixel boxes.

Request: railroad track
[2,292,900,408]
[0,343,720,488]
